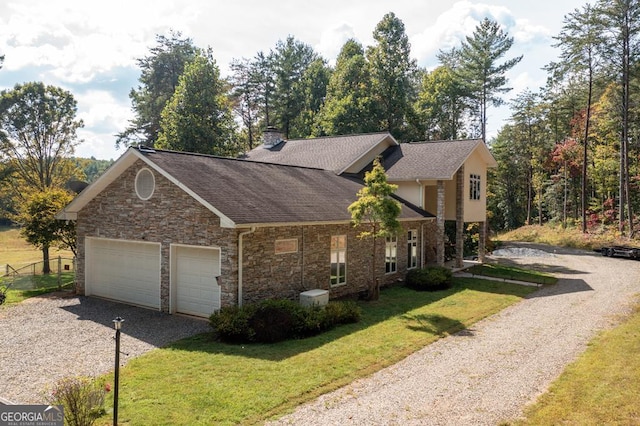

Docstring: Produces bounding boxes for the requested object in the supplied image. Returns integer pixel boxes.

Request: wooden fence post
[57,256,62,291]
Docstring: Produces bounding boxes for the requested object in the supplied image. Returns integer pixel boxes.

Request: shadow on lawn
[167,279,530,361]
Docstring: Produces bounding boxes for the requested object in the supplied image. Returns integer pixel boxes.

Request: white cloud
[0,0,200,83]
[0,0,587,157]
[410,1,550,68]
[74,90,131,159]
[316,23,358,66]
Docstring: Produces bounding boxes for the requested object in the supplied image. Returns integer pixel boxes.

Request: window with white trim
[135,168,155,200]
[330,235,347,286]
[470,174,481,200]
[407,230,418,269]
[385,236,397,273]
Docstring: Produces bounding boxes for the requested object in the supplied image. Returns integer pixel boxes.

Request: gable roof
[243,132,398,174]
[58,147,432,227]
[383,139,498,181]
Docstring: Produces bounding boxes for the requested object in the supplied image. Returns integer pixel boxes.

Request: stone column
[436,180,445,266]
[456,166,464,268]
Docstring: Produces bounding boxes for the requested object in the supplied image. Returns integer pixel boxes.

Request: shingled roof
[57,147,432,227]
[243,132,398,174]
[383,139,497,181]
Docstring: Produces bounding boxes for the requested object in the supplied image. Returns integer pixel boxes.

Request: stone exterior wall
[240,220,436,304]
[75,159,438,310]
[75,160,238,312]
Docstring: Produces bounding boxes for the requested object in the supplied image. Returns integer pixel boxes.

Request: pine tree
[446,18,522,142]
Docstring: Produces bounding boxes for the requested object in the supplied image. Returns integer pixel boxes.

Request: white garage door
[173,245,221,317]
[86,238,161,309]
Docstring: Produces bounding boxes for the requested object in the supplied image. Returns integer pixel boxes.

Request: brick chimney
[262,126,284,149]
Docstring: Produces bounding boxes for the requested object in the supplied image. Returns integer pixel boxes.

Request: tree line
[490,0,640,237]
[114,12,520,154]
[3,3,640,270]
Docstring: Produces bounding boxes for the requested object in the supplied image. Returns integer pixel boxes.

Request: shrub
[209,299,362,344]
[323,300,361,325]
[249,299,306,343]
[405,266,453,291]
[209,305,256,343]
[44,376,108,426]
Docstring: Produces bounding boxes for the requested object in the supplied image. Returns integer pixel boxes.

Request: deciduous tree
[0,82,83,191]
[156,50,237,156]
[348,157,401,301]
[415,65,471,140]
[367,12,418,140]
[315,39,378,136]
[14,188,75,273]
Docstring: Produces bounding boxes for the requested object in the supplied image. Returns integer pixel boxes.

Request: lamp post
[112,317,124,426]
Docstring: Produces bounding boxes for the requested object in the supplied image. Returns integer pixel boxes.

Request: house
[245,130,497,266]
[56,131,496,318]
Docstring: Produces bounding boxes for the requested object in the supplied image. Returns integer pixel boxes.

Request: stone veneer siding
[75,160,238,312]
[75,159,437,310]
[240,220,437,304]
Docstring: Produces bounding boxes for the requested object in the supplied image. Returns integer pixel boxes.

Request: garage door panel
[174,246,220,317]
[86,238,161,309]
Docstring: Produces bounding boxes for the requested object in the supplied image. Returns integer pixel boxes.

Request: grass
[1,226,75,305]
[466,263,558,285]
[497,223,639,251]
[507,302,640,425]
[93,279,536,425]
[0,226,73,267]
[1,273,75,304]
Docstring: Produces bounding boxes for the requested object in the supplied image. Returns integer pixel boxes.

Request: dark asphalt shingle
[243,133,397,173]
[142,149,431,225]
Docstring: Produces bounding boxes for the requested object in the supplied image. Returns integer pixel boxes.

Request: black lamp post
[112,317,124,426]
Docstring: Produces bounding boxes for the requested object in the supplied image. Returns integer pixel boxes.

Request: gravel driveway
[0,295,210,404]
[268,242,640,425]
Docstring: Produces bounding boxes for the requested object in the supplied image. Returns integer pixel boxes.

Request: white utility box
[299,289,329,307]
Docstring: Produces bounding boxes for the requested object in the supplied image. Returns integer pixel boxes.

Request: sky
[0,0,587,161]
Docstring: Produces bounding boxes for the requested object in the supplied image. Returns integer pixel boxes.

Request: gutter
[237,227,256,307]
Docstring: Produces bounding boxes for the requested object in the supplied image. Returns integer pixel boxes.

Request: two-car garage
[85,238,221,318]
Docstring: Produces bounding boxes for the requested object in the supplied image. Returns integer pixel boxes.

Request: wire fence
[1,256,76,292]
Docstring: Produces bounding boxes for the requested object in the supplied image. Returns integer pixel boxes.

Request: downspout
[417,179,425,267]
[238,227,256,307]
[420,222,425,268]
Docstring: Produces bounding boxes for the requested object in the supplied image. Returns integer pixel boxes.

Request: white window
[135,168,155,200]
[330,235,346,286]
[385,236,397,273]
[470,174,481,200]
[407,230,418,269]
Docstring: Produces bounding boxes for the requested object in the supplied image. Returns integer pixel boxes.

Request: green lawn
[1,272,75,304]
[467,263,558,285]
[507,303,640,425]
[94,278,536,425]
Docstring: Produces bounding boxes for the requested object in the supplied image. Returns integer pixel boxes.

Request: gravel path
[0,295,210,404]
[268,242,640,425]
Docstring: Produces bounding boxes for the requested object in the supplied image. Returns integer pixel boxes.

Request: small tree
[14,188,75,273]
[348,158,402,300]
